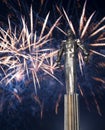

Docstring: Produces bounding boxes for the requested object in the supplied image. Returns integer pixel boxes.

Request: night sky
[0,0,105,130]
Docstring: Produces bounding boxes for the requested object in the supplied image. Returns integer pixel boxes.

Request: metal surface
[64,30,80,130]
[64,94,79,130]
[56,29,86,130]
[65,30,76,94]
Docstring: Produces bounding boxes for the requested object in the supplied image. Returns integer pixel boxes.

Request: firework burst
[0,0,105,116]
[63,1,105,63]
[0,6,62,95]
[62,1,105,74]
[62,0,105,114]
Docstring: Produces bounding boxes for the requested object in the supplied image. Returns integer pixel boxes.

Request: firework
[0,0,105,117]
[0,6,62,95]
[64,3,105,59]
[62,0,105,74]
[62,0,105,114]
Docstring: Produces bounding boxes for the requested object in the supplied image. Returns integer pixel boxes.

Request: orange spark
[55,93,62,114]
[92,77,105,84]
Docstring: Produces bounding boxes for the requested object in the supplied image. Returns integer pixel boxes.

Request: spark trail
[0,6,62,95]
[0,0,105,116]
[62,0,105,114]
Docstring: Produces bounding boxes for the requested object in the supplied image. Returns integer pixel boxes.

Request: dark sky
[0,0,105,130]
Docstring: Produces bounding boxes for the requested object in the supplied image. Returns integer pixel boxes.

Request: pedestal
[64,94,79,130]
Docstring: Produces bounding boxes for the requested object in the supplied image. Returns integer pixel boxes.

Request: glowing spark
[56,26,67,36]
[98,62,105,67]
[93,17,105,31]
[79,0,87,34]
[0,7,62,93]
[91,91,102,116]
[34,96,44,118]
[92,77,105,84]
[98,37,105,41]
[55,93,62,114]
[78,84,84,96]
[90,50,105,58]
[39,13,50,39]
[15,70,24,82]
[63,8,76,35]
[90,43,105,46]
[13,92,22,103]
[90,25,105,37]
[80,12,95,39]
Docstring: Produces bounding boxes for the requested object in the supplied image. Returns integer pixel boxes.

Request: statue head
[67,29,74,39]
